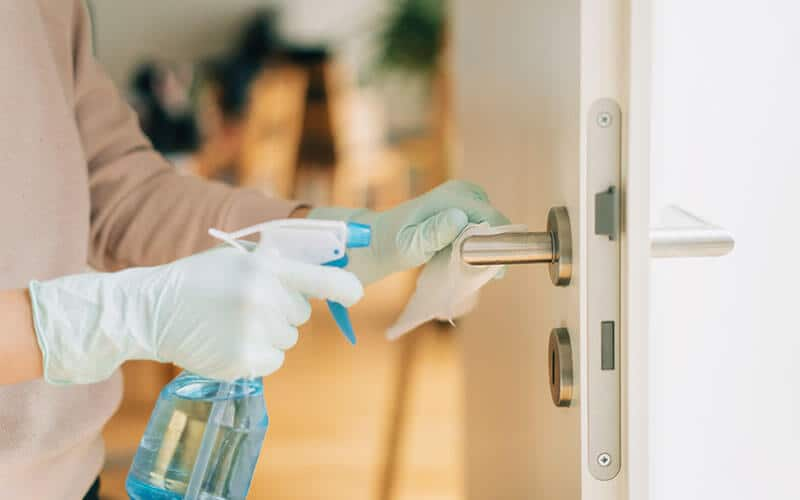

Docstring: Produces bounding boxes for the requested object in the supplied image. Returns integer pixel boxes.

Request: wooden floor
[99,271,463,500]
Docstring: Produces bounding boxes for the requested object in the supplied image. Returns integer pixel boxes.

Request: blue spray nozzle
[346,222,371,248]
[323,222,370,345]
[327,300,356,345]
[323,258,356,343]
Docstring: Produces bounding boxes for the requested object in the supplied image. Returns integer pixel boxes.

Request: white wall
[89,0,385,85]
[649,1,800,499]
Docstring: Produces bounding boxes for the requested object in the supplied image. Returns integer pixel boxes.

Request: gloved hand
[29,246,363,384]
[310,180,510,285]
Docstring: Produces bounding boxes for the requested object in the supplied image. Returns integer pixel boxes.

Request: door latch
[595,186,620,241]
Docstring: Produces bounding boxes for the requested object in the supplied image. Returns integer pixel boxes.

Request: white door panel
[649,1,800,499]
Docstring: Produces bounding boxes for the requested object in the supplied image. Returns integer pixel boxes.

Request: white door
[455,0,798,499]
[452,1,627,499]
[636,1,800,499]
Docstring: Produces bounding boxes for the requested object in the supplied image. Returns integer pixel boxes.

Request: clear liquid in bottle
[126,372,268,500]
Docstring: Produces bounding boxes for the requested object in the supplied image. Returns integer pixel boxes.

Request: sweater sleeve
[71,1,302,270]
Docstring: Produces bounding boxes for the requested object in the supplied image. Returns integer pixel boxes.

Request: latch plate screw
[597,453,612,467]
[597,112,613,128]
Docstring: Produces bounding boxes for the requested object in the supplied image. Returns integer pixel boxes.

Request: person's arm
[69,0,304,270]
[0,2,309,385]
[0,289,42,384]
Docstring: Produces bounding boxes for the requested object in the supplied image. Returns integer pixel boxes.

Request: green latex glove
[310,180,510,285]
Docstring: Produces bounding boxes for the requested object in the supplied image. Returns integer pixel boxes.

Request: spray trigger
[209,219,370,345]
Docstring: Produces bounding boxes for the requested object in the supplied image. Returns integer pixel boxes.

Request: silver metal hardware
[597,112,613,128]
[595,186,620,241]
[548,328,574,407]
[461,232,554,265]
[587,99,622,481]
[651,205,735,258]
[601,321,615,371]
[460,206,572,287]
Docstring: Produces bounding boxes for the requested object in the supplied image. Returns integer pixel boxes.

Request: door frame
[621,0,653,498]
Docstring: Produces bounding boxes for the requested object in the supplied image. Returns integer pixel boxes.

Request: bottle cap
[346,222,371,248]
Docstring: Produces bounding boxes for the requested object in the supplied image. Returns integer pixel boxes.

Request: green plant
[374,0,445,78]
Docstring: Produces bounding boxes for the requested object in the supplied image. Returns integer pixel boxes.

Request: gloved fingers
[411,181,510,228]
[400,208,469,258]
[459,199,511,227]
[423,208,470,251]
[441,181,511,226]
[211,363,251,383]
[187,346,258,382]
[266,319,300,351]
[239,289,302,349]
[239,311,290,377]
[268,259,364,307]
[243,345,286,379]
[240,271,284,306]
[279,289,313,327]
[249,275,313,327]
[399,181,486,221]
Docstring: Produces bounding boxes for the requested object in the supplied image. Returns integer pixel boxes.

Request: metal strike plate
[548,328,574,407]
[587,99,622,481]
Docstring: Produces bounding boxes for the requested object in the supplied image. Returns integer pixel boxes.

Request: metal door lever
[650,205,735,258]
[460,206,572,286]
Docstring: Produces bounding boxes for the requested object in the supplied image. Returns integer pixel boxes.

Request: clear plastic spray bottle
[125,220,370,499]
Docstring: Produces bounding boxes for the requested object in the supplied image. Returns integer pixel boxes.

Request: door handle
[650,205,735,258]
[460,206,572,287]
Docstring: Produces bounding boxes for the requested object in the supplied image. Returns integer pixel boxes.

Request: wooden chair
[238,66,309,198]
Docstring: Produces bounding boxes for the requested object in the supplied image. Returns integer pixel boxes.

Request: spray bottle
[125,219,370,500]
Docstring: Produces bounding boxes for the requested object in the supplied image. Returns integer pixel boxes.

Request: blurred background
[88,0,464,498]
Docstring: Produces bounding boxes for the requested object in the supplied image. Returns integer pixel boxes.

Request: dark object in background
[290,47,336,166]
[131,64,199,154]
[205,11,283,118]
[205,10,336,165]
[204,58,262,119]
[205,11,330,119]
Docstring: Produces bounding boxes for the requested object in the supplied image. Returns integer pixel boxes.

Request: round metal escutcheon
[547,207,572,287]
[548,327,574,407]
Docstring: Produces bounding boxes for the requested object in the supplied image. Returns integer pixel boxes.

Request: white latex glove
[29,246,363,384]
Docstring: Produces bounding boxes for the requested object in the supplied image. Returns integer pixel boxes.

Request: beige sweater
[0,2,301,497]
